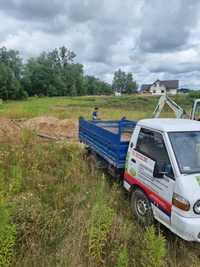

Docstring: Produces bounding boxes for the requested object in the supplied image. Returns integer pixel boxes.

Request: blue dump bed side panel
[79,118,137,169]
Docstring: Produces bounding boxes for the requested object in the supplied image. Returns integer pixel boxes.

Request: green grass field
[0,94,195,120]
[1,95,200,267]
[0,96,152,120]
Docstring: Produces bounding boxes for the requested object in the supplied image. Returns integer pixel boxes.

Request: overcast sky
[1,0,200,88]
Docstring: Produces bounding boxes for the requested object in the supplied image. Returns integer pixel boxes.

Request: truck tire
[131,188,154,226]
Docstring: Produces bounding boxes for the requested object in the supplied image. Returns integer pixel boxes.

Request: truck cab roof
[138,118,200,132]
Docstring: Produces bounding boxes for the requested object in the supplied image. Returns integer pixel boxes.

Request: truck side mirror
[153,162,163,178]
[153,163,173,178]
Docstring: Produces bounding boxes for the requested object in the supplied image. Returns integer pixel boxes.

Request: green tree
[112,69,137,94]
[126,73,138,94]
[22,47,84,97]
[84,76,112,95]
[22,58,52,96]
[112,69,127,94]
[0,63,26,100]
[62,63,84,96]
[0,47,22,80]
[84,76,97,95]
[0,45,113,98]
[0,47,27,100]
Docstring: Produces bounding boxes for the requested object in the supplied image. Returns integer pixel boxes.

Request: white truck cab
[124,118,200,242]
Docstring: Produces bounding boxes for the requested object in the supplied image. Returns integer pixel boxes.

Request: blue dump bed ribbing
[79,118,137,169]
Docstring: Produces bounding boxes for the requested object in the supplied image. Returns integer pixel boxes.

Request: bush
[0,204,16,267]
[188,91,200,99]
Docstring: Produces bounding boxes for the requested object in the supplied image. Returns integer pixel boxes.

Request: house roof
[153,80,179,89]
[140,84,151,91]
[140,79,179,92]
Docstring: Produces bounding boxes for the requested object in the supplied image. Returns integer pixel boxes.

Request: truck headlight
[193,200,200,214]
[172,193,190,211]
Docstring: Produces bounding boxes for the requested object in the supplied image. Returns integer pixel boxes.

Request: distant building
[140,79,179,95]
[178,88,191,94]
[114,91,122,96]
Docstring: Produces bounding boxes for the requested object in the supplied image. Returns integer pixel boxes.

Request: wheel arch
[130,183,150,200]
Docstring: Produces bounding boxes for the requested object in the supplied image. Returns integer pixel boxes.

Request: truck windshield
[169,131,200,174]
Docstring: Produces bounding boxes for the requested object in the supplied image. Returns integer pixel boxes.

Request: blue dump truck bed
[79,118,137,169]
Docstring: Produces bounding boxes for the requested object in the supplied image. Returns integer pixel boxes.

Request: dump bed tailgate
[79,118,137,169]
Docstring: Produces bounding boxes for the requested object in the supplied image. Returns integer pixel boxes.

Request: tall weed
[88,177,115,266]
[116,248,129,267]
[0,137,199,267]
[0,204,16,267]
[138,226,166,267]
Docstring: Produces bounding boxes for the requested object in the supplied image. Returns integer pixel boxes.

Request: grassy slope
[0,94,195,120]
[1,137,199,267]
[1,95,200,267]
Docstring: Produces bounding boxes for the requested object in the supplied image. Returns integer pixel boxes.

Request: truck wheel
[131,189,154,226]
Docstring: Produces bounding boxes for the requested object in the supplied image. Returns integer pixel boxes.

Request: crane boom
[153,94,187,118]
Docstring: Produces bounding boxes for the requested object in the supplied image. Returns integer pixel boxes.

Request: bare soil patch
[22,116,78,140]
[0,118,21,142]
[0,116,78,142]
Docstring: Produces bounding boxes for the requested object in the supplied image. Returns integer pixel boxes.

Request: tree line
[0,46,138,100]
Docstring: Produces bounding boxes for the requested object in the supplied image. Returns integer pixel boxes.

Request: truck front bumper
[171,212,200,242]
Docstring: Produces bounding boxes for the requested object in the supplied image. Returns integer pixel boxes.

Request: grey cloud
[84,0,141,64]
[66,1,103,23]
[138,0,200,53]
[87,24,122,64]
[0,0,65,20]
[0,0,200,88]
[150,63,200,75]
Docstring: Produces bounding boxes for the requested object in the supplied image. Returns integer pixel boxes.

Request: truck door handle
[131,158,136,163]
[130,142,134,148]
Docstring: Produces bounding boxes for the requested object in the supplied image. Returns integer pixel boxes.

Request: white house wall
[149,85,177,96]
[169,89,177,95]
[150,85,166,95]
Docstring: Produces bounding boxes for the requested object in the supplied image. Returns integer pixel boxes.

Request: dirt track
[0,116,78,142]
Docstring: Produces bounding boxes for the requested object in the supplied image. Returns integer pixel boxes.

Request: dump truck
[79,117,200,242]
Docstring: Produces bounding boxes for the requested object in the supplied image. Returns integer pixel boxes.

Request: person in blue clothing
[92,107,99,120]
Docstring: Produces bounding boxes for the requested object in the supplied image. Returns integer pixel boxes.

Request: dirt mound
[0,118,20,142]
[23,116,78,140]
[0,116,78,142]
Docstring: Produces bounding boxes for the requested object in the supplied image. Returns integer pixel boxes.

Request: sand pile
[23,116,78,140]
[0,118,20,142]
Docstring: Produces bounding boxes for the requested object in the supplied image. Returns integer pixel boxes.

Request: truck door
[128,128,175,226]
[191,99,200,120]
